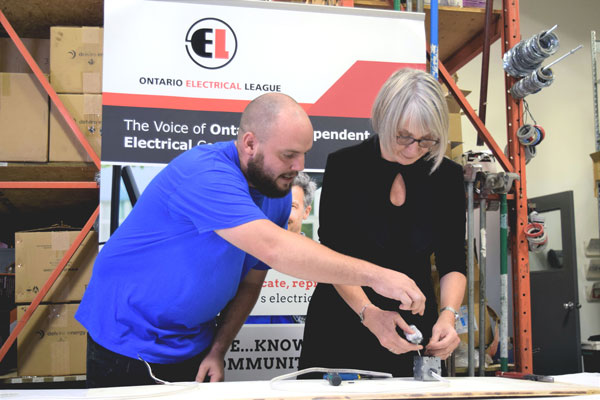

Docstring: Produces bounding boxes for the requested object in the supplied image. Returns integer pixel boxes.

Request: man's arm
[215,219,425,315]
[195,268,267,382]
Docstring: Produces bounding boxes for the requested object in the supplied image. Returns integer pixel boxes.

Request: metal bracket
[413,356,442,381]
[463,163,483,183]
[485,172,520,194]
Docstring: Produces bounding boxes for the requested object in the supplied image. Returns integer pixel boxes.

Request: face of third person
[287,185,311,234]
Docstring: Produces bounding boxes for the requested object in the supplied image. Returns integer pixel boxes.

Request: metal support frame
[443,15,502,76]
[479,198,487,376]
[476,0,494,145]
[438,62,514,173]
[110,166,122,235]
[109,166,141,235]
[501,0,533,373]
[0,9,101,367]
[435,0,532,371]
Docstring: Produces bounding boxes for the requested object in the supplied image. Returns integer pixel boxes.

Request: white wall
[457,0,600,341]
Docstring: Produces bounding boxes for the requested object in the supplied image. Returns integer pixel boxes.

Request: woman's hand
[361,304,423,355]
[424,312,460,360]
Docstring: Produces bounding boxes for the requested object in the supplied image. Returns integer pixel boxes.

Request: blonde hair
[371,68,449,173]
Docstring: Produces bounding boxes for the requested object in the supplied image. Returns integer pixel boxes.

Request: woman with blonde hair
[299,68,467,376]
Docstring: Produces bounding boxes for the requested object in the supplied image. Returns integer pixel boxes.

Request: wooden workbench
[2,376,600,400]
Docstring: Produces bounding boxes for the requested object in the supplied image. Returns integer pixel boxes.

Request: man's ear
[240,131,258,156]
[303,205,312,220]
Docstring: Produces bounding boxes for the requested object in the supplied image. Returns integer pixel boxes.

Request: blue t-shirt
[76,141,291,363]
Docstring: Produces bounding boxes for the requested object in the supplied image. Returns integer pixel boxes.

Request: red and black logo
[185,18,237,69]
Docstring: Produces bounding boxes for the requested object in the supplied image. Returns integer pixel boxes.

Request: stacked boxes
[444,88,471,163]
[0,38,49,74]
[0,38,49,162]
[0,73,49,162]
[16,304,86,377]
[0,27,103,163]
[49,26,103,162]
[15,228,97,376]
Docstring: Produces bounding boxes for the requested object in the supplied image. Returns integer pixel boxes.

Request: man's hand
[370,269,426,316]
[361,305,423,355]
[195,349,225,382]
[424,313,460,360]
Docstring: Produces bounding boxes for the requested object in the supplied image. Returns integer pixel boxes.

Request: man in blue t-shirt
[77,93,427,388]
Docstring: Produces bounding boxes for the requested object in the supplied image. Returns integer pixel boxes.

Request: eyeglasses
[396,134,439,149]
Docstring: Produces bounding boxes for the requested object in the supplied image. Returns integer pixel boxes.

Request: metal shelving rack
[437,0,533,373]
[0,9,100,372]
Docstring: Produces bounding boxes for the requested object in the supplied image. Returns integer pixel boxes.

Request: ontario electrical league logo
[185,18,238,69]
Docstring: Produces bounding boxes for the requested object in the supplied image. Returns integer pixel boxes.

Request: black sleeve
[317,151,359,255]
[434,161,467,278]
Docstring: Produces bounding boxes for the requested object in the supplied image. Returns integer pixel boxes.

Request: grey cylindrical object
[503,30,559,78]
[479,199,487,376]
[467,181,475,377]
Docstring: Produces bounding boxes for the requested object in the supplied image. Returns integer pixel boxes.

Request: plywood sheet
[4,376,598,400]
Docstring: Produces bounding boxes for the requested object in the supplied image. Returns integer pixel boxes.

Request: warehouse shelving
[0,0,533,376]
[0,8,100,380]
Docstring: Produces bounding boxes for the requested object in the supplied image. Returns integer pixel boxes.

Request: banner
[102,0,426,170]
[251,270,316,316]
[102,0,426,381]
[224,324,304,381]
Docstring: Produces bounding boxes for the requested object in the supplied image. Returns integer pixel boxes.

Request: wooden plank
[0,0,103,38]
[0,162,97,182]
[7,376,593,399]
[0,1,499,69]
[424,6,502,66]
[0,163,99,246]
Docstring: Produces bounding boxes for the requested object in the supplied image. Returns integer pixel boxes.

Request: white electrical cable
[429,370,450,383]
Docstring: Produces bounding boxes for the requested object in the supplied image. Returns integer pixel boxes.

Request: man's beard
[246,152,294,198]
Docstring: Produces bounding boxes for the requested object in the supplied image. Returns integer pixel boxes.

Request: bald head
[236,93,313,196]
[238,93,309,143]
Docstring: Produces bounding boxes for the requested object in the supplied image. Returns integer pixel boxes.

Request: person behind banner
[298,68,467,377]
[246,171,318,324]
[76,92,427,388]
[287,171,317,236]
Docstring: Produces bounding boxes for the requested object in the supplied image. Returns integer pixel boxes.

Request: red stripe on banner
[104,61,424,117]
[307,61,426,119]
[103,93,252,112]
[103,92,314,114]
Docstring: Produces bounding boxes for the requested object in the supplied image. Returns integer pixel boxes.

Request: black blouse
[299,135,466,377]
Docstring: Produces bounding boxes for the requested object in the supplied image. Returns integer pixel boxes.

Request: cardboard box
[50,27,103,93]
[445,114,463,162]
[0,38,50,73]
[15,229,97,303]
[0,73,49,162]
[17,303,86,376]
[49,94,102,162]
[448,113,462,143]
